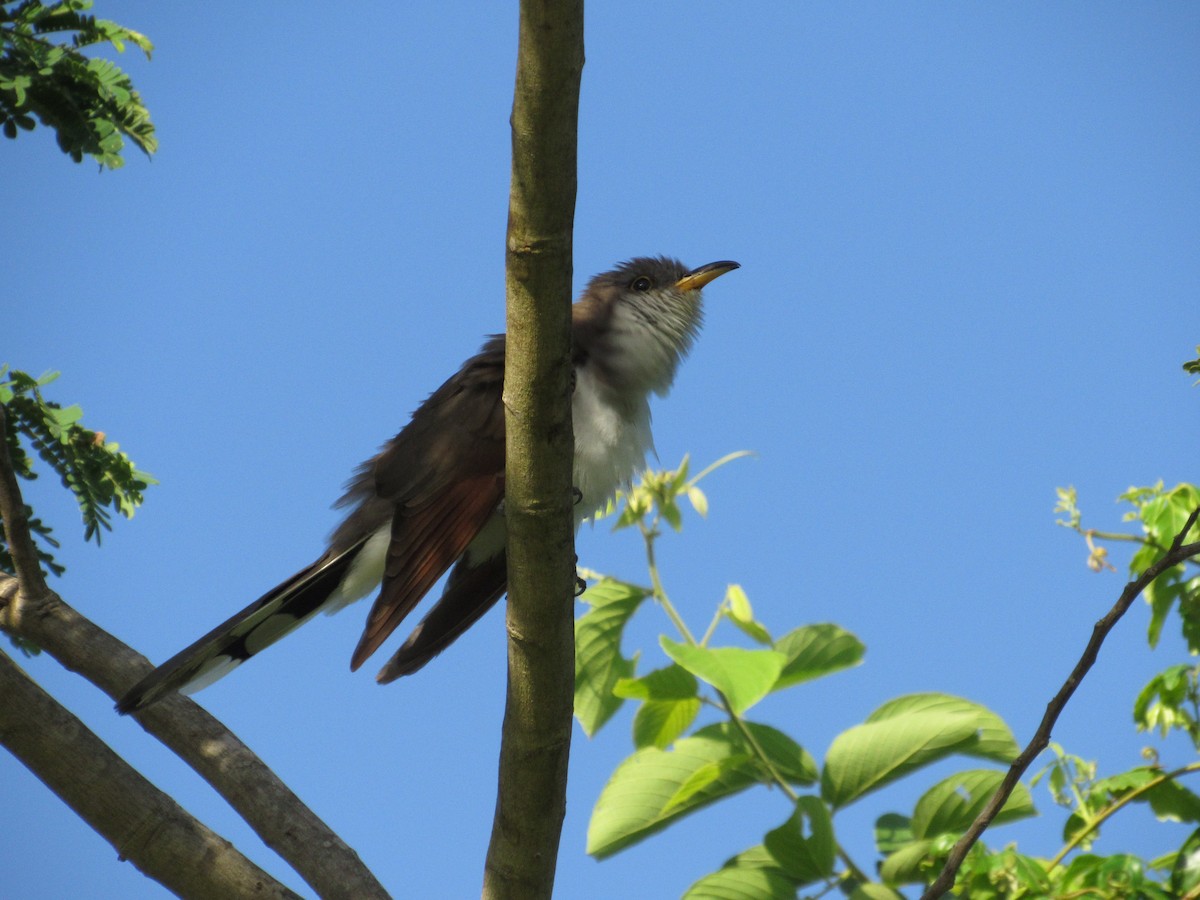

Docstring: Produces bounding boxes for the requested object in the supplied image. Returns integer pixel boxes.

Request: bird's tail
[116,539,371,714]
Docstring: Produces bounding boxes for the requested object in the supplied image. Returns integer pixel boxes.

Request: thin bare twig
[921,506,1200,899]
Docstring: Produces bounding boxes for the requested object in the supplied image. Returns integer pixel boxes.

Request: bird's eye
[631,276,653,292]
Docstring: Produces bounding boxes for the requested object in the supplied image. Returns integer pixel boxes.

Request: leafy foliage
[1,0,155,168]
[0,365,155,580]
[578,447,1200,897]
[1184,345,1200,381]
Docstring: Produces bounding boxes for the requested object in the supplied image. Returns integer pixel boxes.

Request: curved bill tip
[675,260,740,292]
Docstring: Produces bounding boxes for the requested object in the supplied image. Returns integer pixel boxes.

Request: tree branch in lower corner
[0,647,303,899]
[0,406,389,900]
[921,506,1200,899]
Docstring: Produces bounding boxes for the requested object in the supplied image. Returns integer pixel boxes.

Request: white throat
[571,363,654,520]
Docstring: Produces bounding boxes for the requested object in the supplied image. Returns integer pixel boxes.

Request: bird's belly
[571,367,653,520]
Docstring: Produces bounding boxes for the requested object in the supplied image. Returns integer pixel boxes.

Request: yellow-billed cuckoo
[116,257,739,713]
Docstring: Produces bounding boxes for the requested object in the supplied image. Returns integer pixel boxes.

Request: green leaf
[661,753,755,815]
[726,583,753,621]
[661,637,786,714]
[1144,776,1200,824]
[867,693,1020,762]
[874,812,914,855]
[846,886,906,900]
[1171,828,1200,897]
[686,485,708,518]
[632,697,701,749]
[878,838,935,885]
[574,579,648,737]
[587,721,816,858]
[821,709,981,809]
[771,623,865,690]
[723,584,773,645]
[614,663,697,700]
[683,846,798,900]
[661,497,683,531]
[762,796,835,884]
[911,769,1035,839]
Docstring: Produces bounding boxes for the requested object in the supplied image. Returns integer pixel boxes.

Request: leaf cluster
[0,365,155,581]
[1184,346,1200,382]
[579,457,1200,897]
[577,459,1038,897]
[1,0,155,168]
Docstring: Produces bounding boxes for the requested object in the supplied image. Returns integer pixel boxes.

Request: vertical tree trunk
[483,1,584,897]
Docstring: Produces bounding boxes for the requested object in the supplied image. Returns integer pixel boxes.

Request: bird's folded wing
[349,338,507,670]
[375,548,508,682]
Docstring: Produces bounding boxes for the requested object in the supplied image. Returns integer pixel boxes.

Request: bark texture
[483,0,584,897]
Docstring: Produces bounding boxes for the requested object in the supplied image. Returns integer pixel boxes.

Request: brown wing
[349,337,506,670]
[375,547,508,683]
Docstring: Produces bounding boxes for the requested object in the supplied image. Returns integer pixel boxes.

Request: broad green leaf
[726,613,773,646]
[763,796,835,884]
[614,664,697,700]
[874,812,913,855]
[736,722,818,785]
[868,693,1019,762]
[878,838,935,885]
[772,623,865,690]
[1170,827,1200,897]
[588,721,816,858]
[1144,485,1200,548]
[822,710,980,808]
[662,754,754,815]
[661,637,786,714]
[953,847,1050,897]
[684,846,798,900]
[574,579,648,737]
[1145,776,1200,824]
[911,769,1035,839]
[847,886,906,900]
[633,697,701,749]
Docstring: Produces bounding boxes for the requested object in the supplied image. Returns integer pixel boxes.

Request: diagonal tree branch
[483,0,583,897]
[0,405,390,900]
[0,646,301,899]
[921,506,1200,899]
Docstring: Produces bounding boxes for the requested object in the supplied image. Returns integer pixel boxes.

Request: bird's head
[575,256,739,396]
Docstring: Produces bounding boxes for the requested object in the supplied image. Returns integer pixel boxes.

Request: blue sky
[5,3,1199,898]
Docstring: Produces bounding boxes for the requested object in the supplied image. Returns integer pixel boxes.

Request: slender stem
[687,450,755,487]
[698,601,725,647]
[1074,524,1200,571]
[921,507,1200,899]
[636,505,871,884]
[639,519,697,644]
[1046,762,1200,871]
[1082,529,1153,545]
[837,849,871,886]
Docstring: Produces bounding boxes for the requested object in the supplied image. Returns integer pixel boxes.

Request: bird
[116,256,739,714]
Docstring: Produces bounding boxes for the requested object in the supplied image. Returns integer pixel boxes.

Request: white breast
[571,364,654,520]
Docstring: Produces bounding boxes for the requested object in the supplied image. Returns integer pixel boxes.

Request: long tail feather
[116,538,369,714]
